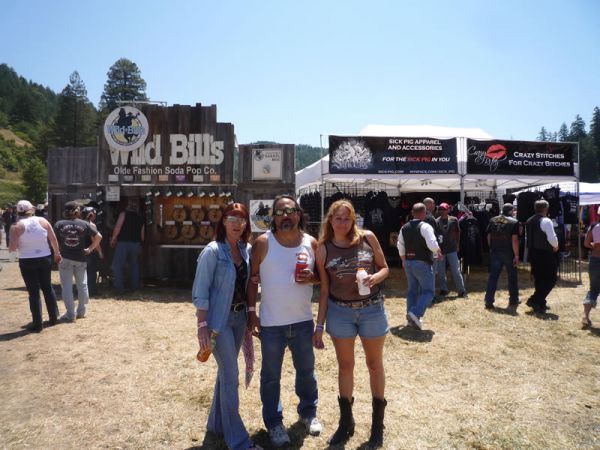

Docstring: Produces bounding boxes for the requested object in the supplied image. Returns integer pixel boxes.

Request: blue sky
[1,0,599,146]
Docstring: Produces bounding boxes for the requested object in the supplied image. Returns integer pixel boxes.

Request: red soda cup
[295,252,309,282]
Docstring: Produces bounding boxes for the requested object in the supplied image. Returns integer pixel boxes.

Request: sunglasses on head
[225,215,247,225]
[272,207,298,216]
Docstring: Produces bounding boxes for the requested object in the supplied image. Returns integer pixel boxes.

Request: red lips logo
[486,144,507,160]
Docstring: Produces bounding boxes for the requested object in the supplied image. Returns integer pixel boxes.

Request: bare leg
[360,335,386,399]
[331,337,356,399]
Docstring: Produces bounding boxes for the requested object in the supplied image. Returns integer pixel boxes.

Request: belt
[330,293,384,310]
[230,303,246,312]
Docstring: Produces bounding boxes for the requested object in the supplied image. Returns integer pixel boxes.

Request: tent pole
[320,134,325,223]
[576,142,582,284]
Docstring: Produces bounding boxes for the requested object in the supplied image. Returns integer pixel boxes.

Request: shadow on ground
[390,325,435,342]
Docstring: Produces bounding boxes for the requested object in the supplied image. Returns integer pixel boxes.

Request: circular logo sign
[103,106,149,151]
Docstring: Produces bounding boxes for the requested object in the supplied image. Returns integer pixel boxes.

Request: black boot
[328,396,355,445]
[368,397,387,449]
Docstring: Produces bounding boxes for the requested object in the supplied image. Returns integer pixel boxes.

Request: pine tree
[589,106,600,149]
[568,114,586,141]
[579,135,599,182]
[52,71,97,147]
[558,123,569,142]
[537,127,548,141]
[99,58,148,112]
[589,106,600,180]
[21,158,47,203]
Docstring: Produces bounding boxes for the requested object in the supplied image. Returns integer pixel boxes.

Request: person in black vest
[435,202,466,298]
[484,203,520,310]
[423,197,440,302]
[525,200,558,313]
[110,199,144,293]
[397,203,441,330]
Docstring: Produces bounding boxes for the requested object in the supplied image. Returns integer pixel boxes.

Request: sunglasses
[273,207,298,216]
[225,215,247,225]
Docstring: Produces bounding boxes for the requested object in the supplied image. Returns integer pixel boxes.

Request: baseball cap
[16,200,35,214]
[438,202,450,210]
[82,206,96,216]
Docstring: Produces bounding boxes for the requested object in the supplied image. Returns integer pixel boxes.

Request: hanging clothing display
[459,214,482,271]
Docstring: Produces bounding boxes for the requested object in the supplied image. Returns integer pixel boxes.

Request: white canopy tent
[295,125,580,194]
[513,182,600,206]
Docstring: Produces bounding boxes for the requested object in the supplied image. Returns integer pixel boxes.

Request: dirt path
[1,247,599,449]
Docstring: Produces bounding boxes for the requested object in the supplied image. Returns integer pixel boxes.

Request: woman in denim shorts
[312,200,389,449]
[582,220,600,328]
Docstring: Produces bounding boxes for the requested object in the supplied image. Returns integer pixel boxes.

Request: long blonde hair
[318,199,361,246]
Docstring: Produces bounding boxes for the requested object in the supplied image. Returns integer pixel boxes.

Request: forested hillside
[1,60,599,206]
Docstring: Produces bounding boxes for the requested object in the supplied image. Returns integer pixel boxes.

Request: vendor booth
[47,103,295,285]
[296,125,580,282]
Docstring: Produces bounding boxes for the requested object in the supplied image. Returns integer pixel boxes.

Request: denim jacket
[192,239,251,333]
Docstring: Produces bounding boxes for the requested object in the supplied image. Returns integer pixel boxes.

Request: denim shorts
[326,297,389,339]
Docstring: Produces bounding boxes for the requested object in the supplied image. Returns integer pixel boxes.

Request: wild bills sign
[100,104,235,185]
[466,139,575,176]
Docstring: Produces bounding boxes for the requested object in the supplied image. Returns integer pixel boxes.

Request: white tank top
[18,216,51,259]
[259,231,315,326]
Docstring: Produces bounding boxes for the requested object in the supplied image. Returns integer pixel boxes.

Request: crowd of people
[4,198,142,332]
[4,193,598,449]
[191,194,599,450]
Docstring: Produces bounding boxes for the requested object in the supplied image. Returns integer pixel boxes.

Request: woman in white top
[9,200,62,332]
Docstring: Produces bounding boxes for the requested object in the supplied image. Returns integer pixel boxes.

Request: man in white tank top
[247,195,322,447]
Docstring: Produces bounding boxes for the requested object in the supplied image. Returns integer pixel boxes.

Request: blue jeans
[19,256,59,326]
[584,256,600,307]
[404,260,435,318]
[436,251,465,294]
[58,258,88,319]
[111,241,141,291]
[260,320,318,429]
[207,309,251,450]
[484,251,519,305]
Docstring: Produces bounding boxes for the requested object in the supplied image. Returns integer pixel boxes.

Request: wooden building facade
[47,103,295,285]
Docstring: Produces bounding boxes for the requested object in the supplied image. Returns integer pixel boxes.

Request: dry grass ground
[1,250,599,450]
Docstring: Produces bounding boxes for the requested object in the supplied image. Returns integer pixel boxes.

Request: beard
[278,219,296,231]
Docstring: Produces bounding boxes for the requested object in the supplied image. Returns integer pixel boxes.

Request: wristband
[315,324,325,331]
[198,321,208,328]
[247,307,256,312]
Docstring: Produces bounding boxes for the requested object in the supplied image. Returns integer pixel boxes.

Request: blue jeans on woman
[584,256,600,307]
[259,319,318,430]
[405,259,435,318]
[207,309,252,450]
[484,251,519,306]
[19,256,59,327]
[58,258,88,319]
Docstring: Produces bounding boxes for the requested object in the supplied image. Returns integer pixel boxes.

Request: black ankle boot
[328,396,355,445]
[368,397,387,448]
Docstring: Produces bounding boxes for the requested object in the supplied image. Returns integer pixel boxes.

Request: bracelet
[247,307,256,312]
[315,324,325,331]
[198,321,208,328]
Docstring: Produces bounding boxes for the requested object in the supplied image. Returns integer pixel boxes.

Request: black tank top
[325,235,378,301]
